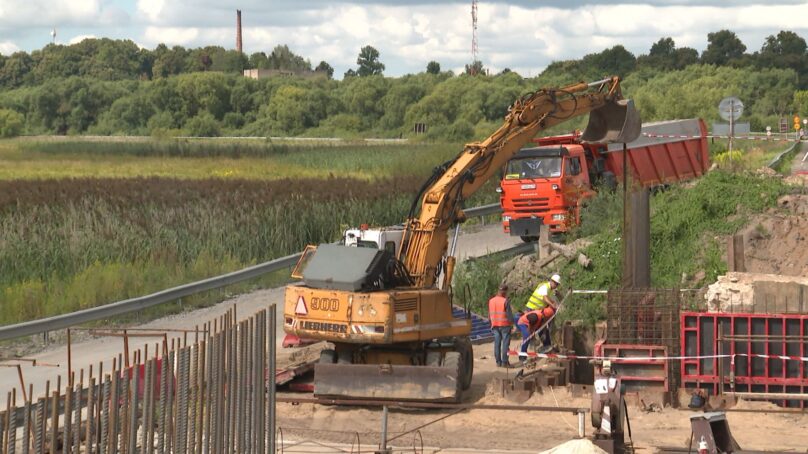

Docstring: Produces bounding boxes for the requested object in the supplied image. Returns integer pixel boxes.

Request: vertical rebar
[157,353,167,454]
[578,410,585,438]
[380,405,388,453]
[8,390,17,454]
[255,312,265,454]
[33,399,44,454]
[49,390,58,454]
[21,397,30,454]
[73,380,83,454]
[128,358,139,454]
[186,346,197,454]
[268,307,276,454]
[87,377,97,454]
[165,351,174,454]
[100,375,111,454]
[109,366,120,454]
[142,360,152,454]
[119,367,130,454]
[194,339,205,454]
[243,317,256,454]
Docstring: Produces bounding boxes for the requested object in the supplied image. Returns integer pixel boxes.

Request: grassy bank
[453,170,791,326]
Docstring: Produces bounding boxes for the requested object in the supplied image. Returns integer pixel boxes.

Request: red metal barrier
[681,311,808,408]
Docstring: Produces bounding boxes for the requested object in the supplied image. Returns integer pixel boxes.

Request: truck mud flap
[314,363,460,402]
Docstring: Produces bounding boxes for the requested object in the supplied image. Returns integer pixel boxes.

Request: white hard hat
[550,274,561,284]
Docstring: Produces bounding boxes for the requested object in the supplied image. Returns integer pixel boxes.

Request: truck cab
[499,143,595,238]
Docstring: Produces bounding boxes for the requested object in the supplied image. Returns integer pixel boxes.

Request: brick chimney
[236,10,243,53]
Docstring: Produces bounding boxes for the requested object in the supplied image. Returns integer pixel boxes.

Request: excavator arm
[400,76,640,287]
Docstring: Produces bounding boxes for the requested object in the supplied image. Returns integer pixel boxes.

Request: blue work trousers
[491,326,511,365]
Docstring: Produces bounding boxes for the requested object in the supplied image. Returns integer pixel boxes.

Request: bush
[0,108,24,137]
[186,112,221,137]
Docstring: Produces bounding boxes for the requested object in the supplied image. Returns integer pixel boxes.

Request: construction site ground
[274,342,808,453]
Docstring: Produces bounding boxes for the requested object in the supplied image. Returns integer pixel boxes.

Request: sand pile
[539,439,608,454]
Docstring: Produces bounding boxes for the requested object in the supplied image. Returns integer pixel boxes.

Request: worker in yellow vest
[526,274,561,311]
[514,274,561,358]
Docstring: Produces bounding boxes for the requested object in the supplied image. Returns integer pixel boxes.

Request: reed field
[0,139,460,180]
[1,138,503,325]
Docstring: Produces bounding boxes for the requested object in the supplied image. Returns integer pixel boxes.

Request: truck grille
[395,298,418,312]
[512,197,550,214]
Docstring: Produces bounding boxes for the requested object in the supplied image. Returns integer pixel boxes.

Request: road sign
[780,118,788,133]
[795,115,801,131]
[718,97,744,121]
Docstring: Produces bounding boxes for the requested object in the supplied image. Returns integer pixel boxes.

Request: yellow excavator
[284,76,641,402]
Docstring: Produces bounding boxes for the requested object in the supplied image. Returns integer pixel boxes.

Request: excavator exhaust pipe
[581,99,642,144]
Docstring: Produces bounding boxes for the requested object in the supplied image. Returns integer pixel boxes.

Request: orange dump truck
[499,118,709,239]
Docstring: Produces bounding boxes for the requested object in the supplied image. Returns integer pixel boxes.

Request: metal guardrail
[767,141,801,169]
[0,204,504,342]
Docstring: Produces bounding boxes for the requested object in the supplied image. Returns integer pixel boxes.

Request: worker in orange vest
[516,306,556,360]
[488,283,515,368]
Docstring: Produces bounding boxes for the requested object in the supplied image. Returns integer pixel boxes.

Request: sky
[1,0,808,77]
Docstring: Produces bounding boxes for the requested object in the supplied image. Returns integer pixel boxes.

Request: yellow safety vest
[526,281,552,310]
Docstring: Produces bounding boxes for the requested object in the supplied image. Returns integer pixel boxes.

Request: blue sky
[2,1,808,77]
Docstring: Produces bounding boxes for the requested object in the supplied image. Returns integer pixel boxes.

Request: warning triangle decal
[295,296,308,315]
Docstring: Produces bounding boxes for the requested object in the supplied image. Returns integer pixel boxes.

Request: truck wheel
[319,349,337,364]
[520,236,537,243]
[455,338,474,391]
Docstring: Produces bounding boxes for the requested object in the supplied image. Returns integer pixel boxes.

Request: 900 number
[311,297,339,311]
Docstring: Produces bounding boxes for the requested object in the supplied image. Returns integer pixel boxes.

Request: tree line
[0,29,806,139]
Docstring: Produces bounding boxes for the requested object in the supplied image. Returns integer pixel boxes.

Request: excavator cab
[581,99,642,144]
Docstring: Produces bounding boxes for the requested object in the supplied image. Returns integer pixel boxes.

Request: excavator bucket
[314,363,461,402]
[581,98,642,144]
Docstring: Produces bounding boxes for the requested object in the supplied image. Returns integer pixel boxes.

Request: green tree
[315,61,334,78]
[186,112,221,136]
[0,108,23,137]
[249,52,269,69]
[465,60,484,75]
[761,30,807,56]
[356,45,385,76]
[426,61,441,74]
[267,45,311,71]
[702,30,747,66]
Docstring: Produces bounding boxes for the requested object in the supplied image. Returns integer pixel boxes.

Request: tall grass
[1,177,420,324]
[5,140,463,181]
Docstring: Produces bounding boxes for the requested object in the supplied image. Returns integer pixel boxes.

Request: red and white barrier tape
[507,350,808,363]
[642,133,803,142]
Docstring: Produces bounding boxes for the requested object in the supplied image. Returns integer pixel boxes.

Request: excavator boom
[400,76,640,288]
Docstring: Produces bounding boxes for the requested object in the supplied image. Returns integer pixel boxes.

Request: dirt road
[0,224,519,400]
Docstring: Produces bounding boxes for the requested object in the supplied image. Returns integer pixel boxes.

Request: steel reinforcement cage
[606,288,682,398]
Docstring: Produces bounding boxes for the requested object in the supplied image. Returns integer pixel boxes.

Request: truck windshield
[505,157,562,179]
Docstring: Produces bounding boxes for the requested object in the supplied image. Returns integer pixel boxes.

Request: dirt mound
[540,439,608,454]
[503,238,592,294]
[740,194,808,276]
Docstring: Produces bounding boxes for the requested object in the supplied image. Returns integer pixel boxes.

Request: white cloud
[1,1,808,76]
[0,40,19,55]
[69,34,97,45]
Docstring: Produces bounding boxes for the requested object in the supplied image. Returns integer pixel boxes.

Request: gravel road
[0,224,520,399]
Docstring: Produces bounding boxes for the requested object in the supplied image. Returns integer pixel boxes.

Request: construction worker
[516,306,556,361]
[526,274,561,311]
[488,284,514,368]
